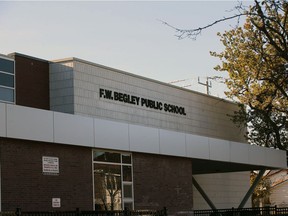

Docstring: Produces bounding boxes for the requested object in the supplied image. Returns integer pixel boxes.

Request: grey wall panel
[248,145,266,165]
[6,104,54,142]
[209,138,230,162]
[265,147,287,168]
[50,59,246,142]
[159,129,186,157]
[129,124,160,154]
[53,112,94,147]
[0,103,6,137]
[49,62,74,114]
[230,141,249,164]
[186,134,209,159]
[94,118,129,151]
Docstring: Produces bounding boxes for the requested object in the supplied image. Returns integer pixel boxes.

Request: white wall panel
[0,103,6,137]
[249,145,266,165]
[186,134,209,159]
[230,141,249,164]
[209,138,230,162]
[159,129,186,157]
[193,172,251,210]
[6,104,54,142]
[1,103,286,170]
[53,112,94,147]
[129,124,160,154]
[94,118,129,151]
[265,148,287,168]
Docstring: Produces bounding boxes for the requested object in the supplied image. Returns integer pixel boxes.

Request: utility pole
[198,77,212,95]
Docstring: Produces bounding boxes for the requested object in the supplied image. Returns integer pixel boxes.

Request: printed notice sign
[42,156,59,175]
[52,198,61,208]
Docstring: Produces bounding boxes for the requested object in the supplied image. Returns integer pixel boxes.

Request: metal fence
[0,208,167,216]
[194,206,288,216]
[2,206,288,216]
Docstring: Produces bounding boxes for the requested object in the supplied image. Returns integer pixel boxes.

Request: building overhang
[0,102,286,174]
[191,159,285,175]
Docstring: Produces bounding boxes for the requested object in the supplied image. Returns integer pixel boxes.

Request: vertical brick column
[133,153,193,214]
[13,54,50,110]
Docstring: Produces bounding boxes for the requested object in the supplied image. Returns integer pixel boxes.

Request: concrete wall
[193,172,251,209]
[49,60,74,114]
[50,58,245,142]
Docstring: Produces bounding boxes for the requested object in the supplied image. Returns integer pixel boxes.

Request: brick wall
[133,153,193,214]
[0,138,93,211]
[13,54,50,110]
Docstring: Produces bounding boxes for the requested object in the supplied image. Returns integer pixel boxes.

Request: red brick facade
[12,54,50,110]
[0,138,93,211]
[0,137,194,213]
[133,153,193,214]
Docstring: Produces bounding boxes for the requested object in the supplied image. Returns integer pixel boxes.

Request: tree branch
[160,13,246,40]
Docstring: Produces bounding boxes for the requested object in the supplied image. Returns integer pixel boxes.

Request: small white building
[267,170,288,207]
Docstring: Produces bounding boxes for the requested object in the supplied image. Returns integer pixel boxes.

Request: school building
[0,52,286,214]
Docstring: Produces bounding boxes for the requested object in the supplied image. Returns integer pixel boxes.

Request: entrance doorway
[93,150,134,210]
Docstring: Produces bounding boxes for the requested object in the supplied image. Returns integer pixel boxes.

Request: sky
[0,1,252,98]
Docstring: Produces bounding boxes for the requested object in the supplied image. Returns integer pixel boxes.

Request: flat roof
[51,56,237,106]
[8,52,49,63]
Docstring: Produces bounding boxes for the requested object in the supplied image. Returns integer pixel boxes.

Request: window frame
[0,56,15,104]
[92,149,134,210]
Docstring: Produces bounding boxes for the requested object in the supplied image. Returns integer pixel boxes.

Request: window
[0,58,14,74]
[93,150,134,210]
[0,56,15,103]
[0,87,14,102]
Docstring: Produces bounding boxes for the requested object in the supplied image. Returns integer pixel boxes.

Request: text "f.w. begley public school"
[99,88,187,116]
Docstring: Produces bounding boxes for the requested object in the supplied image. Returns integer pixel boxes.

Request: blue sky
[0,1,252,98]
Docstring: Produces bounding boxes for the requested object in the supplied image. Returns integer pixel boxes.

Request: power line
[198,77,212,95]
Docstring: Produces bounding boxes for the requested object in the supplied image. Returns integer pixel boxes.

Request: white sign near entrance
[52,198,61,208]
[42,156,59,175]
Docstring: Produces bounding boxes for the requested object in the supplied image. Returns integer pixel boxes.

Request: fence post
[76,208,81,216]
[124,207,129,216]
[275,205,277,215]
[16,208,21,216]
[163,207,167,216]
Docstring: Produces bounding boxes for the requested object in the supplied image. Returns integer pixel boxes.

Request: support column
[238,169,266,209]
[192,176,217,210]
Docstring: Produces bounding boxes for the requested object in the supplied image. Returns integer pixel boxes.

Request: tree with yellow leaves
[211,0,288,150]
